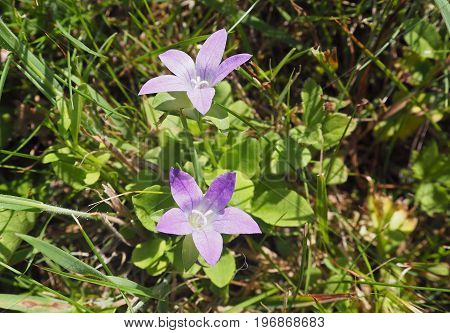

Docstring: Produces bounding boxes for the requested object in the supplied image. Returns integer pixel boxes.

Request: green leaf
[182,234,199,271]
[412,141,439,180]
[42,152,60,164]
[52,161,87,190]
[415,182,449,215]
[57,97,71,132]
[259,131,282,174]
[411,141,450,216]
[132,186,173,231]
[424,262,449,277]
[322,113,356,149]
[204,104,229,131]
[219,138,261,178]
[228,100,252,130]
[251,182,314,227]
[214,81,232,105]
[146,258,169,276]
[271,137,311,174]
[17,234,105,278]
[302,78,325,127]
[153,92,193,112]
[0,294,73,313]
[411,141,450,184]
[84,171,101,185]
[404,19,443,59]
[313,157,348,185]
[289,125,323,148]
[45,149,102,190]
[285,113,356,150]
[203,250,236,288]
[131,239,167,269]
[0,210,36,264]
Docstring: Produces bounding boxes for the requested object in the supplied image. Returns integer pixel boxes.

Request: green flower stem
[196,117,218,168]
[179,111,203,185]
[0,194,98,220]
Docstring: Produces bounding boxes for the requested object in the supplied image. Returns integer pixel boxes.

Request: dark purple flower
[156,168,261,266]
[139,29,252,115]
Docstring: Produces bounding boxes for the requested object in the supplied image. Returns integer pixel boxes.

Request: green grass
[0,0,448,313]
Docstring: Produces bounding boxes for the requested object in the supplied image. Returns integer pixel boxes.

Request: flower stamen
[190,76,210,89]
[189,209,208,229]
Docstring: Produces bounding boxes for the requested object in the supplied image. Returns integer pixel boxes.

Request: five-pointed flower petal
[139,29,252,115]
[156,168,261,266]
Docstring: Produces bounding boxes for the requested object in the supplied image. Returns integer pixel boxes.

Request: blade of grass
[17,234,157,299]
[55,21,107,59]
[72,215,132,310]
[17,234,105,278]
[226,288,279,313]
[0,52,12,103]
[0,18,62,99]
[0,261,90,312]
[228,0,261,33]
[434,0,450,32]
[0,117,45,165]
[316,173,330,247]
[324,279,450,293]
[39,266,157,299]
[0,293,73,313]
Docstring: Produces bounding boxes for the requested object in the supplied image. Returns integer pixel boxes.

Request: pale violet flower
[138,29,252,115]
[156,168,261,266]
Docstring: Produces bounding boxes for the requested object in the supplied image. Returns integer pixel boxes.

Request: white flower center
[188,209,214,230]
[190,76,209,89]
